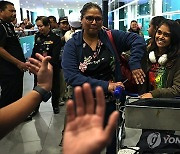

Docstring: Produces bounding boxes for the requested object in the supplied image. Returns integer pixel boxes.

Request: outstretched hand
[63,83,119,154]
[26,53,53,91]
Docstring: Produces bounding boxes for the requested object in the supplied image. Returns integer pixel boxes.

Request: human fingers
[95,86,105,123]
[132,69,145,84]
[74,86,85,116]
[40,56,52,71]
[137,69,145,83]
[28,57,42,68]
[35,53,45,61]
[104,111,119,144]
[66,100,76,123]
[108,82,116,93]
[82,83,95,114]
[116,82,125,88]
[26,61,39,75]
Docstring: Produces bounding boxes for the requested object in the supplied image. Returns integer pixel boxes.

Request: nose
[38,27,42,31]
[91,19,97,24]
[158,34,164,39]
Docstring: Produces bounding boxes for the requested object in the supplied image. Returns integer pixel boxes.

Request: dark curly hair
[80,2,102,20]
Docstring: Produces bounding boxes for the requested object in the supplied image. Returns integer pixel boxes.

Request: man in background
[0,1,27,108]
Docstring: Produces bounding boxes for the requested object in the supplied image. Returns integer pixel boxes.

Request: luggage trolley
[113,86,139,153]
[116,95,180,154]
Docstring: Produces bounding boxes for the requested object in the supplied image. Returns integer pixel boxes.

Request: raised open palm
[63,83,119,154]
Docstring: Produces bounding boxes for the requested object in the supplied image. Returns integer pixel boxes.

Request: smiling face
[155,24,171,51]
[130,21,138,31]
[81,7,103,37]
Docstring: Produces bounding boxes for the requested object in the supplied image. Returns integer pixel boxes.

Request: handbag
[106,30,138,93]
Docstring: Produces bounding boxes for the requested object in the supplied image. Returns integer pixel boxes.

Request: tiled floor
[0,72,65,154]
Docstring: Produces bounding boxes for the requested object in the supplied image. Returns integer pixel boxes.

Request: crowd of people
[0,0,180,154]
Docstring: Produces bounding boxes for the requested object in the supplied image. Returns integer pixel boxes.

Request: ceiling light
[26,1,28,3]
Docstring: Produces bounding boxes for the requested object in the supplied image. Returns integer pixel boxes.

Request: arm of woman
[111,30,146,84]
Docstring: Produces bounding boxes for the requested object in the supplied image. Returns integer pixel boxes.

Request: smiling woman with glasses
[62,2,146,154]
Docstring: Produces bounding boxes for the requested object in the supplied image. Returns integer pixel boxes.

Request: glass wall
[162,0,180,12]
[108,0,180,38]
[137,0,150,16]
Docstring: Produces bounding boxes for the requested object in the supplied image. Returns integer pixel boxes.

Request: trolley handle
[113,86,139,99]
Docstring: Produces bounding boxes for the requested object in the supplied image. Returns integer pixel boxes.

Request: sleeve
[49,35,61,68]
[111,30,146,70]
[0,25,7,47]
[62,39,109,93]
[151,61,180,98]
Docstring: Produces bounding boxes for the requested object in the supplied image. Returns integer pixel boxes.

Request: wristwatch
[33,85,51,102]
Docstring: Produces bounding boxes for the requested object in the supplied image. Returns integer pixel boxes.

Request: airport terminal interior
[0,0,180,153]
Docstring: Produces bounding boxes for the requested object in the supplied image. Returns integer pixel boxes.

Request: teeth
[158,40,163,44]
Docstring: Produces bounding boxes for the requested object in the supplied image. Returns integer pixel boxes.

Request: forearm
[0,90,42,139]
[0,47,21,66]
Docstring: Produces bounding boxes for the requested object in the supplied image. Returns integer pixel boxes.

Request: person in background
[58,16,70,106]
[147,16,165,46]
[63,83,119,154]
[48,16,61,36]
[11,17,19,30]
[23,18,34,29]
[29,16,61,117]
[0,1,28,108]
[48,15,66,107]
[59,12,82,146]
[64,12,82,42]
[128,20,144,37]
[62,2,146,153]
[59,16,70,44]
[141,19,180,98]
[0,53,52,139]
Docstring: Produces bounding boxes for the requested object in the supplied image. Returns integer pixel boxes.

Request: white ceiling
[19,0,102,10]
[19,0,148,11]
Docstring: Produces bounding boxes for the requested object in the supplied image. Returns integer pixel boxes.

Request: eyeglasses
[84,16,102,23]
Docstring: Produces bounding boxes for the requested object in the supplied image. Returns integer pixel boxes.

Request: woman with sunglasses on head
[62,2,146,153]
